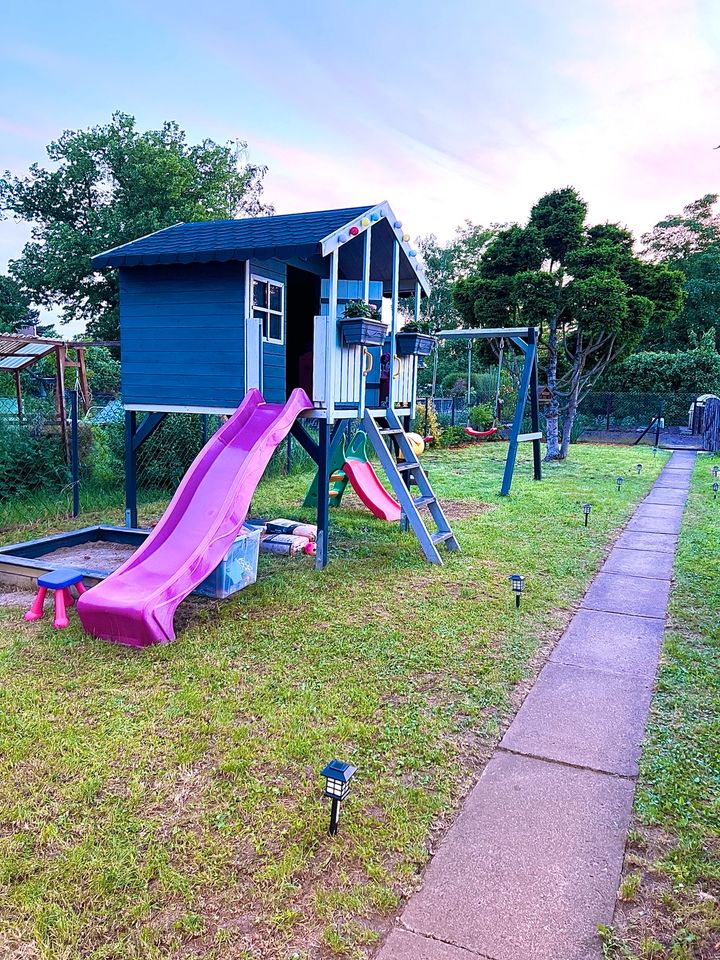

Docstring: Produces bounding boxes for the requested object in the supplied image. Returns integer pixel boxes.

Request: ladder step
[431,531,454,544]
[396,462,419,472]
[414,495,435,507]
[379,427,403,435]
[330,472,345,482]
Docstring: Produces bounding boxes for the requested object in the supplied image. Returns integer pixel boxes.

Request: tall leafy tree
[0,112,273,340]
[642,194,720,349]
[454,187,684,460]
[0,274,38,333]
[416,221,497,332]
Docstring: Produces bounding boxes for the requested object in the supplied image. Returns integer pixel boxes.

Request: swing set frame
[434,327,542,495]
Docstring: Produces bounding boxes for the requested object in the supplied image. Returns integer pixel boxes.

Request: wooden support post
[55,346,68,460]
[70,390,80,518]
[388,239,399,409]
[315,418,331,570]
[500,337,536,497]
[528,327,542,482]
[76,347,91,413]
[125,410,138,528]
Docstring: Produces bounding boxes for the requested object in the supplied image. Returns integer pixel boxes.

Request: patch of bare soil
[612,823,720,958]
[439,499,496,521]
[40,542,136,573]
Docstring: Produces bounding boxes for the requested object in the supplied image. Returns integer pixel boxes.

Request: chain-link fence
[0,397,321,538]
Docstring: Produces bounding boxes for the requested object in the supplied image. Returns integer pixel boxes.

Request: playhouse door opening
[285,266,320,399]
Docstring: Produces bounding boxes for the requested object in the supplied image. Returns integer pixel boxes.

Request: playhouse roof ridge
[90,205,378,270]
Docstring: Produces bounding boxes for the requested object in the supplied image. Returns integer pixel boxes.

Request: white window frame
[251,274,285,345]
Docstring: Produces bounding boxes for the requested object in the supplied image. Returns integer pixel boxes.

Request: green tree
[641,194,720,349]
[0,274,38,333]
[417,221,497,332]
[455,187,684,460]
[0,112,272,340]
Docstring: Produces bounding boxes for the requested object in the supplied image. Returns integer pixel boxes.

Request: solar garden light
[652,446,658,458]
[616,476,624,492]
[321,759,357,836]
[508,574,525,609]
[712,465,719,479]
[583,503,592,527]
[636,463,643,474]
[713,482,719,500]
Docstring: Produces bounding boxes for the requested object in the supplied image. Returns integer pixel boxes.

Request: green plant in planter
[343,300,381,321]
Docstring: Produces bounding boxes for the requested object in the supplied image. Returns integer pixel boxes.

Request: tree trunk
[544,315,561,460]
[560,355,583,459]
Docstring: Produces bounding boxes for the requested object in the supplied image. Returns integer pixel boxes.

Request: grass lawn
[0,443,668,960]
[604,452,720,960]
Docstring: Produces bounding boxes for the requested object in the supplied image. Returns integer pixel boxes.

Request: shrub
[468,403,494,430]
[413,399,443,444]
[438,425,468,447]
[0,419,68,498]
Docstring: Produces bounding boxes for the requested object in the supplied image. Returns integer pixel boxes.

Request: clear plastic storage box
[195,524,261,598]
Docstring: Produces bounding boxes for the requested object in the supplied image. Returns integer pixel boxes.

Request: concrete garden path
[377,451,696,960]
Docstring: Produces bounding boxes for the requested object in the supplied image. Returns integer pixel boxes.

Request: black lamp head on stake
[509,574,525,608]
[652,446,658,458]
[582,503,592,527]
[616,476,624,492]
[321,759,357,835]
[713,482,719,500]
[712,465,719,479]
[636,463,643,474]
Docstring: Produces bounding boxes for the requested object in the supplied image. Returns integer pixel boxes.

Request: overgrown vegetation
[603,453,720,960]
[0,444,667,960]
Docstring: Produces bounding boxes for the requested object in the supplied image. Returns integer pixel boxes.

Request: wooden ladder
[364,408,460,565]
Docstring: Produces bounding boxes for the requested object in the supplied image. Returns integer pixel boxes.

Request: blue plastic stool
[25,567,86,629]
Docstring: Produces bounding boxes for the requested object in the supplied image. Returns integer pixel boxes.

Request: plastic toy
[25,567,86,629]
[76,388,313,647]
[342,431,402,522]
[464,425,499,440]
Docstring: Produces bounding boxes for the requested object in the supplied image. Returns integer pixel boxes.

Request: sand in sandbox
[40,541,137,574]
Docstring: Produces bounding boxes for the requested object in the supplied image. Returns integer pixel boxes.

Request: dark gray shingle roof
[92,206,374,268]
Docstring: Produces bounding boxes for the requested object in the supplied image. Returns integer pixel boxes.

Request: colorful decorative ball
[370,213,379,222]
[338,233,348,243]
[402,233,410,242]
[393,221,402,229]
[349,226,359,236]
[409,250,417,257]
[361,217,370,227]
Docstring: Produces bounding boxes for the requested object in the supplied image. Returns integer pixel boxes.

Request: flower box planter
[395,332,436,357]
[338,318,388,347]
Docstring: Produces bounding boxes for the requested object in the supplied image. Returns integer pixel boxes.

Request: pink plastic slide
[343,459,402,522]
[77,388,312,647]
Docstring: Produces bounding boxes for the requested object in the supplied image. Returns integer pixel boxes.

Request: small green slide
[303,433,349,509]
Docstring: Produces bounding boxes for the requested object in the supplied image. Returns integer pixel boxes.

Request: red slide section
[343,458,401,522]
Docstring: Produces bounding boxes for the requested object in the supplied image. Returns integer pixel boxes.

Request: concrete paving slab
[601,547,674,580]
[615,529,678,553]
[401,753,634,960]
[583,571,670,618]
[499,661,654,775]
[633,502,686,521]
[626,512,682,534]
[653,476,691,489]
[376,929,486,960]
[550,608,664,677]
[643,488,689,505]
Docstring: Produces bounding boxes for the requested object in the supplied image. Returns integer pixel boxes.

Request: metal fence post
[70,389,80,518]
[451,396,456,426]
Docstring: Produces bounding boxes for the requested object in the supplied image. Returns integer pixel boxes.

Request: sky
[1,0,720,331]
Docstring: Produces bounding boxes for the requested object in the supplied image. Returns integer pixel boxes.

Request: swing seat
[464,425,498,439]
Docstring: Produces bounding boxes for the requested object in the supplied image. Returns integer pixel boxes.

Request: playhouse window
[252,277,284,344]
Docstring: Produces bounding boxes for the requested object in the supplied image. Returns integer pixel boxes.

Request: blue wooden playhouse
[93,202,468,567]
